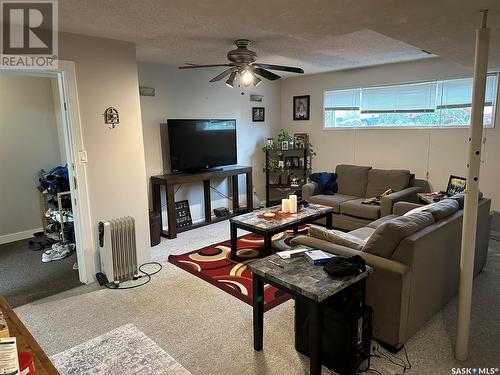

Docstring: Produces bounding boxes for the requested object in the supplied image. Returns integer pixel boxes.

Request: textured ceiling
[57,0,500,74]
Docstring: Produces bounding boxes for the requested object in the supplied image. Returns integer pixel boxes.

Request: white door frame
[0,61,93,283]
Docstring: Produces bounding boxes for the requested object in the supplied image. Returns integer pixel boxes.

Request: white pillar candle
[281,198,290,213]
[289,194,298,213]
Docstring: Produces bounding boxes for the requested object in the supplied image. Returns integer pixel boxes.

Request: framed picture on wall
[293,95,310,121]
[252,107,265,122]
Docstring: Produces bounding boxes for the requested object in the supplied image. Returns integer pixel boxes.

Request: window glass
[324,74,497,128]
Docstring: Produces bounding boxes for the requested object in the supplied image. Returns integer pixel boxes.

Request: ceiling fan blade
[178,64,232,70]
[252,67,281,81]
[252,63,304,74]
[209,68,235,82]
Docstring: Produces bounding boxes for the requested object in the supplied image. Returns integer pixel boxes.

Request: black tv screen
[165,119,237,172]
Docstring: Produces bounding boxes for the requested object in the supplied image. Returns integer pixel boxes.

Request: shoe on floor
[42,243,75,263]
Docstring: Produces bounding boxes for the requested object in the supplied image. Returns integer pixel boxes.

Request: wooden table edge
[0,296,59,374]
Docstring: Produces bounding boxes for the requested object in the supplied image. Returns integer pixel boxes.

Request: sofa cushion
[424,199,459,221]
[365,169,410,198]
[366,214,399,229]
[309,194,357,214]
[308,225,366,250]
[335,164,372,197]
[348,227,376,241]
[403,204,429,216]
[449,193,464,209]
[340,198,380,220]
[362,212,435,258]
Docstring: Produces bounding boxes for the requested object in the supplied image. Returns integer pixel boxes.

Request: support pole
[456,10,490,361]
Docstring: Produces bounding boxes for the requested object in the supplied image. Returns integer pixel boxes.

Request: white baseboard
[0,228,43,245]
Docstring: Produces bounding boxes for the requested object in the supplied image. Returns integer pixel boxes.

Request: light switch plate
[78,150,88,163]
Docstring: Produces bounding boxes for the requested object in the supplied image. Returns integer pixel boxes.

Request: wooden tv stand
[151,165,253,239]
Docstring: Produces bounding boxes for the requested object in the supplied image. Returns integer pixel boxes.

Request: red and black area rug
[168,227,307,311]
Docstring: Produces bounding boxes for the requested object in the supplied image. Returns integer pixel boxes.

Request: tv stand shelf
[151,165,253,239]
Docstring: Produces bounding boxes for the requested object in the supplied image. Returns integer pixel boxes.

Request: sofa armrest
[302,182,319,200]
[291,235,411,347]
[392,201,424,216]
[380,187,421,217]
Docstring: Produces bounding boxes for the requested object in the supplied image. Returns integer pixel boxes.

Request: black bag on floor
[324,255,366,278]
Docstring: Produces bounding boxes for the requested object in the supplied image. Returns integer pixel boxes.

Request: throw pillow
[365,169,410,198]
[362,212,435,258]
[309,172,338,195]
[308,224,366,250]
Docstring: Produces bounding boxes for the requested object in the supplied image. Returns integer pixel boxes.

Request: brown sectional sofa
[291,195,491,349]
[302,164,428,231]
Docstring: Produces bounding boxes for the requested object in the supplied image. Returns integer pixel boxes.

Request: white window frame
[322,73,499,130]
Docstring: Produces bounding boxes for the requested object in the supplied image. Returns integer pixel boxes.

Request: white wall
[59,33,150,275]
[0,75,62,239]
[138,63,280,224]
[280,58,500,210]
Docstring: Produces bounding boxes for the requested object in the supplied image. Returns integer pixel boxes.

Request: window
[324,74,498,128]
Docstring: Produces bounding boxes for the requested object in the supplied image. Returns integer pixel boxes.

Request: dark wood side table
[0,296,59,374]
[229,204,333,259]
[151,165,253,239]
[248,256,371,375]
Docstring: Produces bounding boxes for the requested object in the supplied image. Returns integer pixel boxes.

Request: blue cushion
[310,172,338,195]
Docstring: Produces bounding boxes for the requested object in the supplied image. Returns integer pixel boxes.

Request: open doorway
[0,62,91,306]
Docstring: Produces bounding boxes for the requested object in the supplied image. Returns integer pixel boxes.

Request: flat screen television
[163,119,237,172]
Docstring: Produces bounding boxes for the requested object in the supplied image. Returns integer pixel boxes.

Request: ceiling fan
[178,39,304,87]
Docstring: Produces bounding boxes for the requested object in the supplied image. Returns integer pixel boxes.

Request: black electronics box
[213,207,230,218]
[294,282,372,375]
[233,207,248,215]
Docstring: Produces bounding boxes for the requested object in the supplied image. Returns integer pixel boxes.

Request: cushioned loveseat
[302,164,427,231]
[291,194,491,349]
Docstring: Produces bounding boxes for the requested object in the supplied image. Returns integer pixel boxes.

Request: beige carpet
[14,223,500,374]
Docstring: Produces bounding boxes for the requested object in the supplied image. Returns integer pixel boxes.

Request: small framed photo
[291,157,300,168]
[285,157,292,168]
[446,175,466,195]
[294,133,308,149]
[293,95,310,121]
[252,107,265,122]
[281,141,289,150]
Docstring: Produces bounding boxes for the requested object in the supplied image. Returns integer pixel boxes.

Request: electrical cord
[366,343,411,375]
[210,185,233,201]
[105,262,162,290]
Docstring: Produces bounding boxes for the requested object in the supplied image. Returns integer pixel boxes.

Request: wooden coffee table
[229,204,333,259]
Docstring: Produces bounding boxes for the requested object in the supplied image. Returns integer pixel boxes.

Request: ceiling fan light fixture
[225,71,237,88]
[241,70,254,86]
[253,76,262,87]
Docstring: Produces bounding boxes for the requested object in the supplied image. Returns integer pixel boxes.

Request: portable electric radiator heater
[98,216,139,285]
